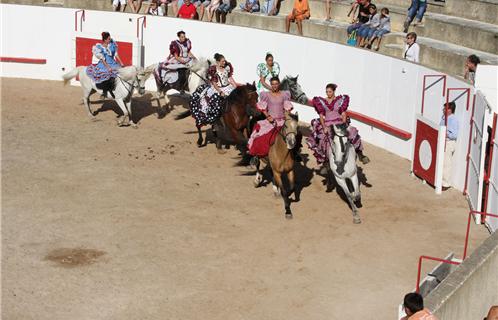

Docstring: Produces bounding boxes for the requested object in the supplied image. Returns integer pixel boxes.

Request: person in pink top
[306,83,369,166]
[248,76,294,159]
[401,293,439,320]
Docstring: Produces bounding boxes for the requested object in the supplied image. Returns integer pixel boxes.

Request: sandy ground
[1,78,489,320]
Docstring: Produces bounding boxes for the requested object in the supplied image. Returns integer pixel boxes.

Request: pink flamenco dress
[247,90,293,157]
[306,94,365,165]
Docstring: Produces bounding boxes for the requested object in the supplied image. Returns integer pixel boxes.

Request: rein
[117,74,143,98]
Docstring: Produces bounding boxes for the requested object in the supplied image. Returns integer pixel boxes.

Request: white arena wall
[0,4,477,191]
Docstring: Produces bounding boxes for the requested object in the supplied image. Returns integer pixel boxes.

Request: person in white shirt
[404,32,420,63]
[146,0,164,15]
[440,102,459,190]
[113,0,127,11]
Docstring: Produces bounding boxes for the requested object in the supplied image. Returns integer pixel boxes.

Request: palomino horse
[196,83,259,152]
[254,113,299,219]
[327,123,362,224]
[143,58,211,110]
[62,65,147,127]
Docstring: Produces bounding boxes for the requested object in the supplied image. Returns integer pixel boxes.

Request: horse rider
[306,83,370,168]
[190,53,241,133]
[248,76,302,165]
[86,32,124,98]
[256,52,280,95]
[156,30,197,92]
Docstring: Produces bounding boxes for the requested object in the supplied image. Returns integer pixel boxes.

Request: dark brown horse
[197,83,259,152]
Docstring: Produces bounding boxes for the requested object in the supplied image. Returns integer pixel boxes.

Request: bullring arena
[2,1,498,320]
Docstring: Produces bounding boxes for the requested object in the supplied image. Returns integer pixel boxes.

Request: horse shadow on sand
[90,93,176,124]
[315,165,372,210]
[238,153,314,203]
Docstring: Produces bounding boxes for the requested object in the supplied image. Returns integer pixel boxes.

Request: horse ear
[295,112,299,120]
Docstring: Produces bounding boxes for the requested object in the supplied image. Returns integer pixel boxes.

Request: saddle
[155,66,190,92]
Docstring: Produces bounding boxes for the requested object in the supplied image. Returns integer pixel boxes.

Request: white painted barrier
[0,4,479,191]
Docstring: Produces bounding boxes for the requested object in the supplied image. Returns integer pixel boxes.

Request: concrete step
[222,9,498,78]
[278,0,498,54]
[381,32,498,76]
[375,0,498,25]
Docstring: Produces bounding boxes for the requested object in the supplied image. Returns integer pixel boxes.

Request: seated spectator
[365,7,390,51]
[206,0,221,21]
[400,292,438,320]
[146,0,164,15]
[193,0,211,20]
[240,0,260,13]
[403,32,420,63]
[356,4,378,47]
[128,0,143,13]
[403,0,427,33]
[260,0,279,16]
[285,0,310,36]
[347,0,361,18]
[215,0,236,23]
[113,0,127,12]
[346,0,372,37]
[464,54,480,85]
[177,0,197,18]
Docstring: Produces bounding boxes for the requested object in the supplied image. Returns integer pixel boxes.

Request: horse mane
[117,66,139,81]
[191,57,211,73]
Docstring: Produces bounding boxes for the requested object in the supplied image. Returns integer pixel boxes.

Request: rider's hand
[220,91,226,97]
[267,115,274,123]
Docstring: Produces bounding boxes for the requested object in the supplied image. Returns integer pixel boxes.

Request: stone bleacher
[5,0,498,79]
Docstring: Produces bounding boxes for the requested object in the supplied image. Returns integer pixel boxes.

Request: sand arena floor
[1,78,488,319]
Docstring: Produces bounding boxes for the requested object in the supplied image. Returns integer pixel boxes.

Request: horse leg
[288,169,296,198]
[336,176,361,224]
[197,126,204,147]
[115,99,130,127]
[125,99,137,128]
[274,170,292,219]
[83,90,95,120]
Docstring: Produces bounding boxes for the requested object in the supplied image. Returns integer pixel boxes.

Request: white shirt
[404,42,420,63]
[147,6,164,15]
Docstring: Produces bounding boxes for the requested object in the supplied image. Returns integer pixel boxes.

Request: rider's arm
[174,53,184,63]
[115,54,124,66]
[188,52,197,60]
[260,75,272,90]
[228,77,240,88]
[319,114,327,130]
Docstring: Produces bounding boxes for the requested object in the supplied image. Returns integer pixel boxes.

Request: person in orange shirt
[285,0,310,36]
[401,293,438,320]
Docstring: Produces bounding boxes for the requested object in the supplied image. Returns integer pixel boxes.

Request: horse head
[119,66,146,95]
[331,123,350,174]
[282,75,309,105]
[284,113,299,150]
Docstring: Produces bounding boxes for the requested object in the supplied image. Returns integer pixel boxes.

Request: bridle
[328,125,350,173]
[117,74,144,98]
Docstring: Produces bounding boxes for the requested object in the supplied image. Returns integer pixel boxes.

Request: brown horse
[254,113,299,218]
[197,83,258,152]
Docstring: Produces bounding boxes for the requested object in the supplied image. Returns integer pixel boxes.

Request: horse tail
[62,66,84,85]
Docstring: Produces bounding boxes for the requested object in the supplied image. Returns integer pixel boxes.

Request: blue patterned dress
[86,41,121,83]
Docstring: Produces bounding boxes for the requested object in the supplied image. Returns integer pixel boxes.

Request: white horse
[143,57,211,109]
[62,65,147,127]
[327,123,362,224]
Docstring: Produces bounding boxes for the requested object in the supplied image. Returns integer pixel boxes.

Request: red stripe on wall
[346,110,412,140]
[0,57,47,64]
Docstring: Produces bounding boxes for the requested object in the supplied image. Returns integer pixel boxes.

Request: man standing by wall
[441,102,459,190]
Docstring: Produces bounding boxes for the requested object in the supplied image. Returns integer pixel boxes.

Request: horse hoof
[217,149,227,154]
[131,123,138,129]
[285,212,293,219]
[353,216,362,224]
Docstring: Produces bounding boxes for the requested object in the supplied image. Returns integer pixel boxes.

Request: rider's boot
[177,69,187,94]
[357,150,370,164]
